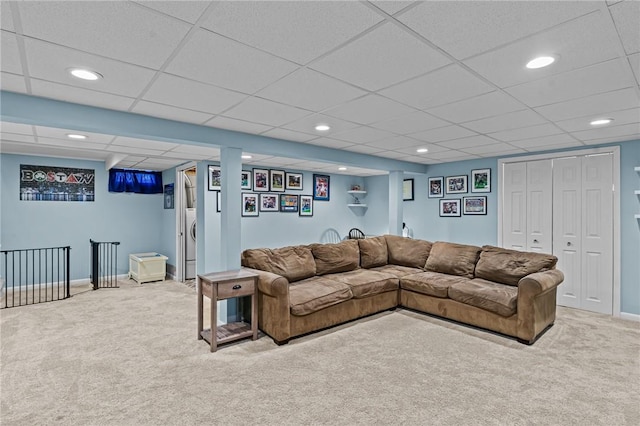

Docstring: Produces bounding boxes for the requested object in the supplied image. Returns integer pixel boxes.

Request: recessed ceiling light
[68,68,102,81]
[241,154,252,159]
[416,148,429,153]
[526,56,556,69]
[338,166,347,171]
[315,124,330,132]
[590,118,613,126]
[66,133,87,140]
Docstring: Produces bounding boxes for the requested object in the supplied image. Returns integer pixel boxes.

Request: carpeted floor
[1,279,639,425]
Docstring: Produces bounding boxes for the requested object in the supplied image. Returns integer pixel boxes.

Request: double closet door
[502,154,614,315]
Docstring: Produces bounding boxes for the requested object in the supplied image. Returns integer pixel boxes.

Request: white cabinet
[129,252,168,284]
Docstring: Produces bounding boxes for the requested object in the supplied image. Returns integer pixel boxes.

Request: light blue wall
[0,154,164,280]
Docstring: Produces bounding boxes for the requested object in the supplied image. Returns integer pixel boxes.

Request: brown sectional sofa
[241,235,564,345]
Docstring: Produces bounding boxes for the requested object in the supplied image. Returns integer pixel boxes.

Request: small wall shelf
[347,203,368,207]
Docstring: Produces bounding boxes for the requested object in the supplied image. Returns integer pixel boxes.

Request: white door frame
[497,146,621,317]
[175,161,197,282]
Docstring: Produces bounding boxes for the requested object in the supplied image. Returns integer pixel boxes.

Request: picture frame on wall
[216,191,221,213]
[252,168,269,192]
[208,165,221,191]
[241,170,252,190]
[285,172,303,190]
[313,174,330,201]
[270,170,285,192]
[439,199,461,217]
[403,178,414,201]
[241,193,259,217]
[463,196,487,215]
[471,169,491,193]
[445,175,467,194]
[259,194,279,212]
[299,195,313,217]
[428,176,444,198]
[280,194,299,213]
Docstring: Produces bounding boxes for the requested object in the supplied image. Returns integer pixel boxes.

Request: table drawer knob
[232,285,242,290]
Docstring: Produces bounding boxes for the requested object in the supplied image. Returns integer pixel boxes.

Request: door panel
[527,160,552,253]
[503,162,527,250]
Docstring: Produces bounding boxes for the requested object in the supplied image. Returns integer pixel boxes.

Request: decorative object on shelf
[313,174,330,201]
[445,175,467,194]
[241,193,259,217]
[350,184,361,191]
[299,195,313,217]
[439,199,461,217]
[280,194,299,212]
[208,165,221,191]
[252,168,269,192]
[403,178,414,201]
[471,168,491,193]
[270,169,285,192]
[463,196,487,215]
[216,191,221,213]
[286,172,303,190]
[259,194,279,212]
[241,170,252,190]
[428,176,444,198]
[163,183,174,209]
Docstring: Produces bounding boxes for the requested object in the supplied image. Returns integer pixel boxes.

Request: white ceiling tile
[629,53,640,85]
[37,137,108,151]
[435,154,481,163]
[1,72,26,92]
[256,68,367,111]
[303,137,355,149]
[436,135,498,150]
[201,1,383,64]
[459,142,524,155]
[169,144,220,155]
[464,11,622,88]
[609,0,640,55]
[427,91,526,123]
[260,128,317,143]
[0,141,111,161]
[523,141,585,152]
[379,64,494,110]
[506,58,636,107]
[130,161,174,171]
[143,73,247,115]
[510,133,580,149]
[281,114,359,136]
[30,79,135,111]
[310,22,451,91]
[223,97,311,127]
[582,134,639,145]
[110,136,178,151]
[462,109,548,134]
[392,143,450,155]
[343,145,385,155]
[365,136,422,150]
[325,94,416,125]
[133,1,210,24]
[161,151,211,161]
[372,2,416,15]
[535,88,640,121]
[571,122,640,141]
[371,111,449,135]
[410,125,477,143]
[34,126,115,145]
[556,108,640,132]
[425,150,470,160]
[254,156,301,166]
[1,2,14,32]
[1,132,37,143]
[397,1,600,59]
[1,31,22,75]
[132,100,214,125]
[332,126,395,144]
[206,116,273,135]
[489,123,565,142]
[373,150,413,160]
[1,121,33,135]
[165,29,299,94]
[105,145,166,156]
[24,38,156,98]
[18,1,190,68]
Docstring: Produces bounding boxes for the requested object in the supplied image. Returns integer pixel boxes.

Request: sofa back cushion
[425,241,481,279]
[358,236,388,268]
[310,240,360,275]
[385,235,432,269]
[241,245,316,282]
[475,245,557,286]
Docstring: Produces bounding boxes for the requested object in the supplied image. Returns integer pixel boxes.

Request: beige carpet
[1,279,639,425]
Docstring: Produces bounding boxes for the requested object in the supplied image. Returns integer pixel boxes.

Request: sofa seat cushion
[385,235,432,268]
[371,264,423,278]
[241,245,316,283]
[425,241,481,279]
[325,269,398,299]
[448,279,518,317]
[358,236,388,268]
[475,245,558,286]
[400,271,471,298]
[289,277,353,316]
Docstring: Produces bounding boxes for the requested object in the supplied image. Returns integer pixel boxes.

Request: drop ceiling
[1,1,638,174]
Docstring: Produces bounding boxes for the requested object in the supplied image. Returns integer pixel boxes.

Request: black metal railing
[89,240,120,290]
[1,246,71,309]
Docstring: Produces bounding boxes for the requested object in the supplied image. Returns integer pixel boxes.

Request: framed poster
[445,175,467,194]
[20,164,95,202]
[428,176,444,198]
[241,170,252,190]
[270,169,285,192]
[252,168,269,192]
[280,194,299,213]
[164,183,174,209]
[208,165,221,191]
[313,174,330,201]
[241,193,259,217]
[471,169,491,193]
[259,194,279,212]
[463,196,487,215]
[403,178,414,201]
[439,199,461,217]
[299,195,313,217]
[286,172,303,190]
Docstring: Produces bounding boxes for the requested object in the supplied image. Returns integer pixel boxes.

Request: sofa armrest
[242,268,289,297]
[518,269,564,297]
[516,269,564,343]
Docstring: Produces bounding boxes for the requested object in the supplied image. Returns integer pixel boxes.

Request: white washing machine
[185,208,196,279]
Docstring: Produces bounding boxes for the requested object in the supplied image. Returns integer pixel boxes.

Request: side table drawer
[217,278,255,299]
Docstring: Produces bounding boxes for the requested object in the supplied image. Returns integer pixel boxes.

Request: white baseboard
[620,312,640,322]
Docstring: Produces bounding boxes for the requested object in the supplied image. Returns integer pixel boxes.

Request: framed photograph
[428,176,444,198]
[208,165,221,191]
[241,193,259,217]
[252,168,269,192]
[313,174,330,201]
[463,196,487,215]
[471,168,491,193]
[216,191,221,213]
[439,199,461,217]
[241,170,252,190]
[270,169,285,192]
[286,172,303,190]
[445,175,467,194]
[299,195,313,217]
[280,194,299,213]
[259,194,279,212]
[403,178,414,201]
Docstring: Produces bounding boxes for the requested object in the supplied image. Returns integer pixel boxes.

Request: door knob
[533,239,539,244]
[567,242,572,246]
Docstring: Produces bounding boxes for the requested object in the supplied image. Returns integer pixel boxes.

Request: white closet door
[526,160,553,253]
[502,162,527,250]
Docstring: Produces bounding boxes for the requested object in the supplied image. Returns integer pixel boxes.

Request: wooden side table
[197,269,258,352]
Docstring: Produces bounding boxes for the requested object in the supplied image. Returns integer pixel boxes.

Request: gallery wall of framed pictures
[430,168,492,217]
